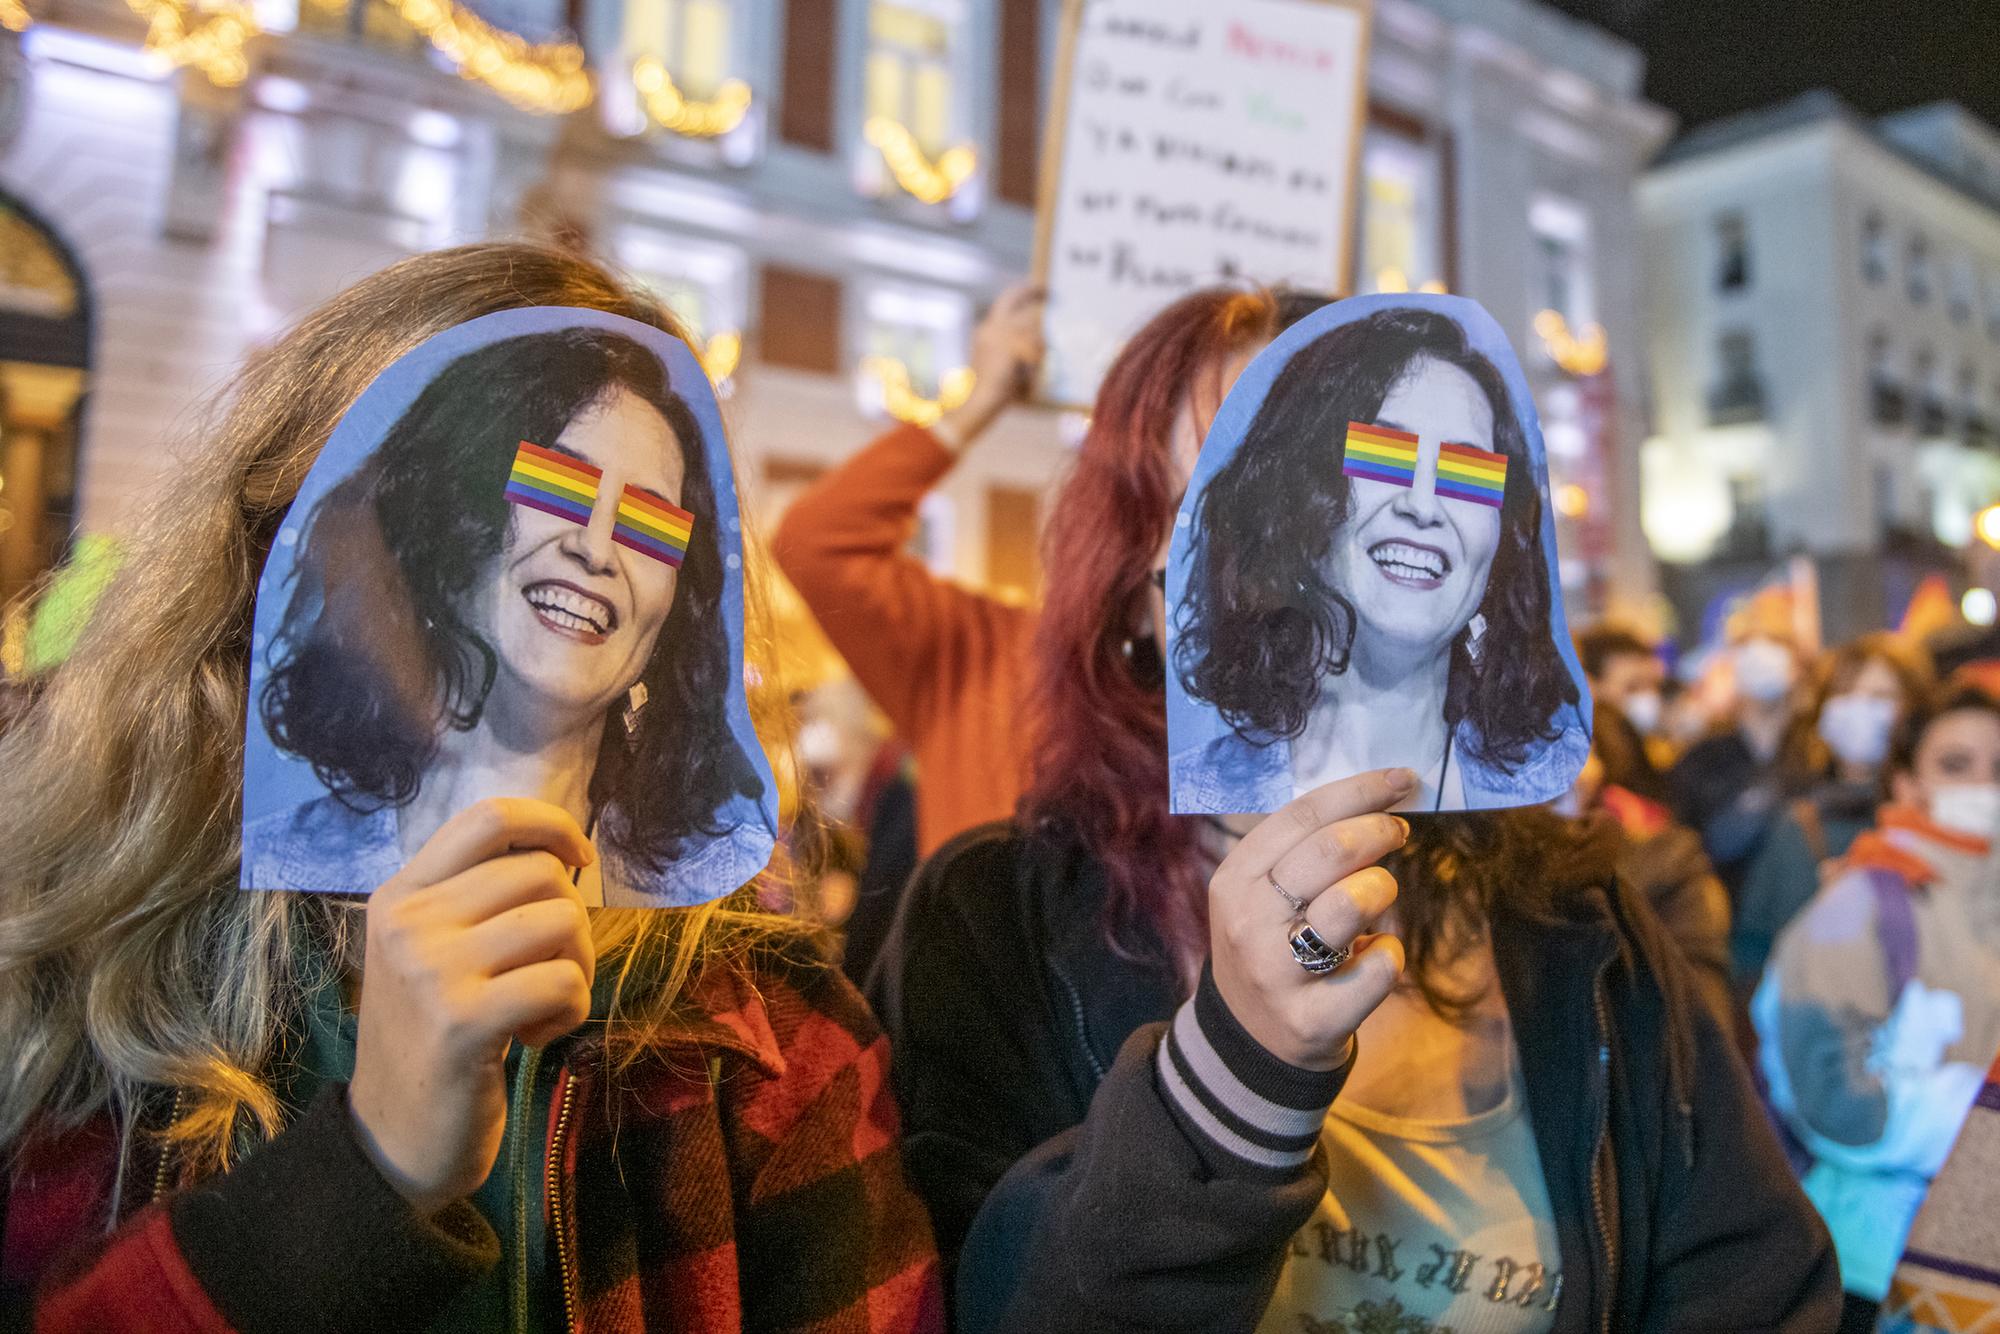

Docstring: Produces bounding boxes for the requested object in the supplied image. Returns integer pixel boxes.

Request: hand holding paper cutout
[349,799,595,1217]
[1206,769,1412,1071]
[1166,295,1592,815]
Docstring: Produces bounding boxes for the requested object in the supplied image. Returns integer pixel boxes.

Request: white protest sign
[1034,0,1372,409]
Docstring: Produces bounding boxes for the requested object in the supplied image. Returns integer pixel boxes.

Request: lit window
[617,229,749,386]
[468,0,567,40]
[295,0,355,40]
[855,284,971,424]
[599,0,746,140]
[1359,126,1445,295]
[867,0,962,155]
[1715,211,1750,291]
[1862,211,1887,284]
[618,0,731,96]
[1529,195,1594,332]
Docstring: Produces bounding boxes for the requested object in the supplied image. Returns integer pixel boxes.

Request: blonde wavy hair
[0,243,810,1177]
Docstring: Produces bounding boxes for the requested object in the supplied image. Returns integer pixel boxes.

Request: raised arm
[771,284,1043,735]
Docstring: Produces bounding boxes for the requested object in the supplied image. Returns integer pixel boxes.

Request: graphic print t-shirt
[1256,1067,1560,1334]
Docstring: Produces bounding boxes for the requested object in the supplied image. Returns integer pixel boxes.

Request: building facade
[1640,93,2000,639]
[0,0,1667,668]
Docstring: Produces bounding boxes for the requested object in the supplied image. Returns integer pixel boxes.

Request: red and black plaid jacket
[2,946,943,1333]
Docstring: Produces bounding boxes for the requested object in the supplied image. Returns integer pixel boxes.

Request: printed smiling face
[1328,357,1503,659]
[470,386,687,720]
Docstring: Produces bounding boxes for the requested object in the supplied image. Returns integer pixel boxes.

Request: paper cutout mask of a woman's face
[1165,294,1592,816]
[241,308,777,908]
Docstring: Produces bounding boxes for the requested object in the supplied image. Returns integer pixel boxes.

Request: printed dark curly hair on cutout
[1175,307,1577,773]
[260,329,762,873]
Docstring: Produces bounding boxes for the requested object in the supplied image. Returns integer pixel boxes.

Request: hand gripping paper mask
[240,309,777,907]
[1163,294,1593,815]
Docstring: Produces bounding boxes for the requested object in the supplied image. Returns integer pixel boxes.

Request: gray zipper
[1589,979,1616,1334]
[1049,960,1107,1084]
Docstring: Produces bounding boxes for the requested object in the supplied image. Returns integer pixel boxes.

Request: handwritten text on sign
[1039,0,1368,407]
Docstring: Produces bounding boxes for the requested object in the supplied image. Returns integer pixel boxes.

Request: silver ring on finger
[1287,920,1353,976]
[1266,870,1309,917]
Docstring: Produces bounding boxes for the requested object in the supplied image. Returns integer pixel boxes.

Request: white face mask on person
[1622,690,1664,735]
[1735,640,1798,703]
[797,719,843,770]
[1818,693,1899,770]
[1928,784,2000,841]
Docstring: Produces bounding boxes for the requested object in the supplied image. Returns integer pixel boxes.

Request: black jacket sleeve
[1615,888,1842,1334]
[957,1007,1348,1334]
[871,833,1350,1334]
[167,1083,498,1333]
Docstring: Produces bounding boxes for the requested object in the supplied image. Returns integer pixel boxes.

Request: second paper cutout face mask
[1165,293,1593,815]
[241,308,777,907]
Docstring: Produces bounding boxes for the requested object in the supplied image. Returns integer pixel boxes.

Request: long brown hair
[0,244,805,1176]
[1022,286,1286,973]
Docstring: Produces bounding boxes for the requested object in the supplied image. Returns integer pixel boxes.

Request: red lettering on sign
[1226,21,1335,72]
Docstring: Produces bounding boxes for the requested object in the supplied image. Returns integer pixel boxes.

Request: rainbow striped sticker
[1340,422,1509,511]
[504,441,694,568]
[1341,422,1420,486]
[1435,442,1509,509]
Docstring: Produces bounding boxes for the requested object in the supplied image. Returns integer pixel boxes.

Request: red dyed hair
[1022,287,1285,971]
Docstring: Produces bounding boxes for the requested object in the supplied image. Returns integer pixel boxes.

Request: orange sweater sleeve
[772,424,1010,739]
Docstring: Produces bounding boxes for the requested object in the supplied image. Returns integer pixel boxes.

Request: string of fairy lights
[3,0,978,207]
[3,0,975,418]
[393,0,592,113]
[859,357,976,429]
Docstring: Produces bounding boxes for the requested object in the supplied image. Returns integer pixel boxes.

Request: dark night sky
[1541,0,2000,136]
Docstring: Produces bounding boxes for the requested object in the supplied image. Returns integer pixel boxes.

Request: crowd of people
[0,240,1993,1332]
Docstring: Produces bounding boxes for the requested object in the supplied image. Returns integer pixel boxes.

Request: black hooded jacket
[868,817,1839,1333]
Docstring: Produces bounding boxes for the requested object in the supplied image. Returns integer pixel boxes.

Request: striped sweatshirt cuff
[1154,963,1353,1177]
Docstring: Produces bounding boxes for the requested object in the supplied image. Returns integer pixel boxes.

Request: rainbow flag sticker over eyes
[506,441,599,524]
[613,487,694,568]
[504,442,696,568]
[1341,422,1420,486]
[1435,442,1509,508]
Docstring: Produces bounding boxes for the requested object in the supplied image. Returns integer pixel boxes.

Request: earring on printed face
[623,681,650,745]
[1464,612,1489,667]
[505,441,695,567]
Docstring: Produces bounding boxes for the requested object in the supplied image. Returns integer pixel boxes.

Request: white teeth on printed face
[525,584,613,635]
[1371,541,1448,580]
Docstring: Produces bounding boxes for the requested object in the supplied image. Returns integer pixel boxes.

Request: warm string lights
[860,357,975,428]
[1534,309,1609,377]
[1373,267,1448,296]
[632,58,751,138]
[123,0,259,86]
[393,0,592,114]
[863,116,976,206]
[700,330,742,385]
